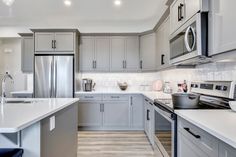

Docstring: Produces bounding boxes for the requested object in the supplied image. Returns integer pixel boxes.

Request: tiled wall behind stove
[160,62,236,92]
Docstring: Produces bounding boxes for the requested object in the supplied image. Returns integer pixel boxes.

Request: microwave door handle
[184,26,192,52]
[190,27,196,51]
[184,26,196,52]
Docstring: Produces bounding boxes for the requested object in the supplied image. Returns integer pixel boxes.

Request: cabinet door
[208,0,236,56]
[35,33,55,52]
[78,102,102,127]
[110,37,125,72]
[131,95,144,129]
[219,142,236,157]
[185,0,200,20]
[80,37,95,71]
[170,0,185,34]
[156,17,171,70]
[178,132,210,157]
[125,37,140,71]
[103,102,129,128]
[54,32,74,52]
[95,37,110,71]
[21,36,34,73]
[140,33,157,71]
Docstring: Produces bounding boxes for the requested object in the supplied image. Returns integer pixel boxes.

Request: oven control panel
[190,81,236,99]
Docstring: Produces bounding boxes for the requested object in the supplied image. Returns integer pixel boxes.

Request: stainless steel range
[154,81,236,157]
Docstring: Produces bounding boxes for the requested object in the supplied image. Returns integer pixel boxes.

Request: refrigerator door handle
[50,58,54,98]
[54,59,57,97]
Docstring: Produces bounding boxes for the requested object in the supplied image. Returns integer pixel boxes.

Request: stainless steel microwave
[169,13,210,65]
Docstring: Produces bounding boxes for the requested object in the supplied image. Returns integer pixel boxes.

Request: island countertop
[0,98,79,133]
[175,110,236,149]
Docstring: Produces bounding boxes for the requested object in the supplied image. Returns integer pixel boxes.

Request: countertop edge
[175,110,236,149]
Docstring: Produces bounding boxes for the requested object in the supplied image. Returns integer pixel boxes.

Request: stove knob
[223,86,228,91]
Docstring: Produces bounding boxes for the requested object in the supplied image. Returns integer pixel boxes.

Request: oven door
[169,13,207,65]
[154,104,177,157]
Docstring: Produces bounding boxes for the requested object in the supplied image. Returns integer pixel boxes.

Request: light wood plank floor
[77,131,160,157]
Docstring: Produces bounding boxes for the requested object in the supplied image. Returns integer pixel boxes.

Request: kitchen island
[0,98,79,157]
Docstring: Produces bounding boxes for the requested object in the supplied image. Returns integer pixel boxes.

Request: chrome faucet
[1,72,14,104]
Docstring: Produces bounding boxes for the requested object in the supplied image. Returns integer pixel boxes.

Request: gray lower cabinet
[77,94,144,130]
[219,142,236,157]
[77,102,103,127]
[103,101,130,128]
[19,33,34,73]
[144,97,154,146]
[130,95,144,129]
[178,117,236,157]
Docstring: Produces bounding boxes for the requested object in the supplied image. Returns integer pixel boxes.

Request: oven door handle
[184,26,196,52]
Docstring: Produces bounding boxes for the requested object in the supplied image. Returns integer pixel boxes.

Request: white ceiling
[0,0,168,34]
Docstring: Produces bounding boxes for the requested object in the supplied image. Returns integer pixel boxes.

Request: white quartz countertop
[75,91,171,102]
[0,98,79,133]
[175,110,236,149]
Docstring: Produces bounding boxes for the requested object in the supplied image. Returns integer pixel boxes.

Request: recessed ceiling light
[2,0,15,6]
[64,0,72,6]
[114,0,122,6]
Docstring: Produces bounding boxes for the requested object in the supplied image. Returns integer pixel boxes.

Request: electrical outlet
[49,116,55,131]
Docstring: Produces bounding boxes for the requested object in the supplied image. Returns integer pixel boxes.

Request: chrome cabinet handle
[125,60,127,69]
[95,61,97,69]
[130,97,133,106]
[184,26,196,52]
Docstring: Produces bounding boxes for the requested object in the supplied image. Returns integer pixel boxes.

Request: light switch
[49,116,55,131]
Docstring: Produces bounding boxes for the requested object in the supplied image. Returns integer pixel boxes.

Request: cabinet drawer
[178,117,218,157]
[103,94,129,101]
[76,94,102,101]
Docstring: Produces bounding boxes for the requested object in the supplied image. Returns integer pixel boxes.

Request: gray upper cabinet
[140,33,157,71]
[80,37,95,71]
[170,0,208,34]
[79,35,140,72]
[19,33,34,73]
[34,32,74,53]
[125,36,140,71]
[156,17,170,70]
[80,36,110,72]
[110,37,126,72]
[170,0,185,34]
[208,0,236,56]
[54,32,74,52]
[35,33,54,52]
[95,37,110,71]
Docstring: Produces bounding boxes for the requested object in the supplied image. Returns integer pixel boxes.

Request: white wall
[0,38,28,97]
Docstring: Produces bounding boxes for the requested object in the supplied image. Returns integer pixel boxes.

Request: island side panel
[41,103,78,157]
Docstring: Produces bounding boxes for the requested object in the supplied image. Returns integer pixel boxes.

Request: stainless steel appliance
[154,81,236,157]
[170,13,210,65]
[34,55,74,98]
[82,78,95,92]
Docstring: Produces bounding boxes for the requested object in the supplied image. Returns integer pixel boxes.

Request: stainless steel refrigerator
[34,55,74,98]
